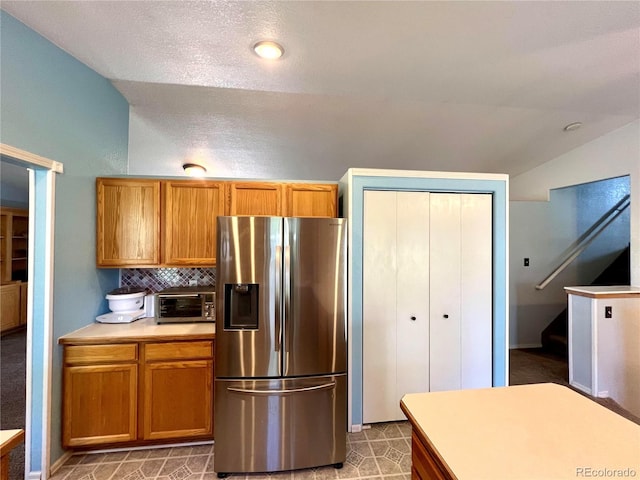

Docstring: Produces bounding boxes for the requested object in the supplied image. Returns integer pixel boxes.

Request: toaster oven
[155,287,215,324]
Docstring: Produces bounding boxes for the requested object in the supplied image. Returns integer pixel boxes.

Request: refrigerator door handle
[226,382,336,396]
[275,245,282,353]
[283,241,292,371]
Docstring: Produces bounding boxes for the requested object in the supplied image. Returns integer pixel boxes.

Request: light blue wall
[346,174,508,427]
[0,10,129,470]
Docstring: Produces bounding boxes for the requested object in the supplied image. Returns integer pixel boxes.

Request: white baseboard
[509,343,543,349]
[49,451,73,477]
[350,424,362,433]
[27,471,41,480]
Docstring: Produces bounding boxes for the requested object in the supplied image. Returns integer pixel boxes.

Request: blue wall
[0,11,129,469]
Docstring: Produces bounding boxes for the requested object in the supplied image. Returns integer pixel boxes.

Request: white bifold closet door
[429,193,493,391]
[363,191,430,423]
[363,190,492,424]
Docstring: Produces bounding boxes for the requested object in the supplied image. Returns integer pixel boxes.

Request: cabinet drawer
[145,341,213,361]
[65,344,138,365]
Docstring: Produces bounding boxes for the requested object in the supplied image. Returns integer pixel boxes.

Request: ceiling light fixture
[563,122,583,132]
[182,163,207,177]
[253,40,284,60]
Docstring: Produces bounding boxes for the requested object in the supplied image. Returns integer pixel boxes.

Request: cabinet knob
[443,314,449,319]
[410,316,416,321]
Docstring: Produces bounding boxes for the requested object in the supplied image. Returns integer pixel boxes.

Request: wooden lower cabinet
[62,344,138,447]
[63,364,138,447]
[0,283,21,332]
[62,339,214,449]
[0,282,27,334]
[410,431,453,480]
[142,341,213,440]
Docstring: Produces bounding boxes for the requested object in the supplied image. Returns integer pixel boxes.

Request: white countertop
[59,317,215,344]
[401,383,640,480]
[565,285,640,298]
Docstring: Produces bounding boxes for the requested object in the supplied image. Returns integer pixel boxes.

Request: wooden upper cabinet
[96,178,338,267]
[163,180,226,265]
[96,178,160,267]
[228,182,283,216]
[284,183,338,217]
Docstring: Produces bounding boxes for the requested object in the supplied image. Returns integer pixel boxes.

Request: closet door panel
[461,194,493,388]
[363,190,398,423]
[429,194,462,392]
[396,192,430,408]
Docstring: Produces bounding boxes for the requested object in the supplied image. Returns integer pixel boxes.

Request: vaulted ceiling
[2,1,639,181]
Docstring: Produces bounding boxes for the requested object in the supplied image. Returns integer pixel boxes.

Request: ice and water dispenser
[224,283,259,329]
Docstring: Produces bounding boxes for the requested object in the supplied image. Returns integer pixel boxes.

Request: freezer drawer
[214,374,346,474]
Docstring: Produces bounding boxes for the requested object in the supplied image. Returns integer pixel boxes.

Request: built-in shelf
[0,207,29,283]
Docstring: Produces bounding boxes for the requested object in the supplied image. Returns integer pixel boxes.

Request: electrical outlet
[605,306,612,318]
[189,279,198,287]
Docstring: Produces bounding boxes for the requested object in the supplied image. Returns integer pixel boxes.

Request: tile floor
[49,422,412,480]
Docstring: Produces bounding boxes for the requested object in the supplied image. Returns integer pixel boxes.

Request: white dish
[96,309,145,324]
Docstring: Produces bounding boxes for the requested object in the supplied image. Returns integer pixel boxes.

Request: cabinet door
[143,359,213,440]
[0,212,7,282]
[96,178,160,266]
[19,282,28,325]
[0,283,21,332]
[163,180,226,265]
[63,364,138,447]
[228,182,283,216]
[284,184,338,217]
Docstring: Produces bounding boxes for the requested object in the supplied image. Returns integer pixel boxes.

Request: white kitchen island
[400,383,640,480]
[565,286,640,417]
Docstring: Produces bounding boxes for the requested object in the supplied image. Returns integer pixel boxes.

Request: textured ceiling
[2,1,639,182]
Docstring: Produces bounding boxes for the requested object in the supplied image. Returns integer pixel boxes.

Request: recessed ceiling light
[563,122,583,132]
[253,41,284,60]
[183,163,207,177]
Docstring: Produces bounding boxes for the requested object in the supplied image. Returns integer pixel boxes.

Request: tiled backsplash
[121,268,216,292]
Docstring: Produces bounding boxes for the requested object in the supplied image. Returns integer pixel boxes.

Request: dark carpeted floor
[1,327,26,480]
[509,347,640,424]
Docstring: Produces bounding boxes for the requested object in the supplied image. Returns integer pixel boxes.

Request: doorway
[1,145,60,480]
[0,159,29,480]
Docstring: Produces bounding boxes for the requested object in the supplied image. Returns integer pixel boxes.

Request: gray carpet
[1,328,26,480]
[509,348,640,425]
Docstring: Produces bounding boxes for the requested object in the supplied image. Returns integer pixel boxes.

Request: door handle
[227,382,336,396]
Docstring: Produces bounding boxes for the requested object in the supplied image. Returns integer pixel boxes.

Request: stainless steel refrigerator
[214,216,347,476]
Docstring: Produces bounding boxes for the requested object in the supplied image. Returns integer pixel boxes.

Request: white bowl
[106,291,146,313]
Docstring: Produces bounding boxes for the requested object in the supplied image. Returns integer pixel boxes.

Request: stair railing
[535,194,630,290]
